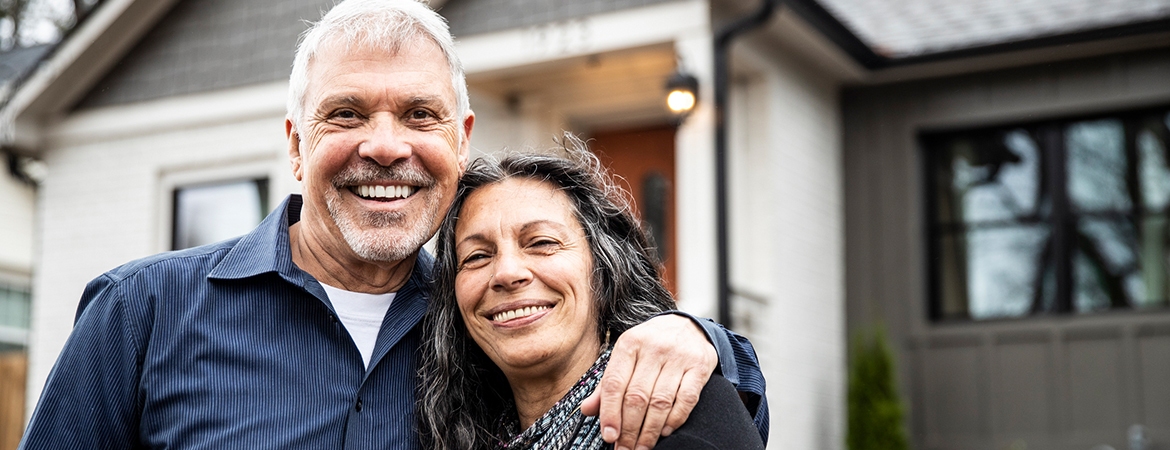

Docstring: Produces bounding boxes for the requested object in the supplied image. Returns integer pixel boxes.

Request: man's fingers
[598,343,637,443]
[616,346,669,450]
[616,363,654,450]
[632,364,684,450]
[661,368,709,437]
[600,315,717,449]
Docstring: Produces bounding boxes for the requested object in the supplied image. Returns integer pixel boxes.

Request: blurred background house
[0,41,46,450]
[1,0,1169,449]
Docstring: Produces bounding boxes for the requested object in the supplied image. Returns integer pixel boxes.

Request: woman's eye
[530,239,560,249]
[460,253,489,266]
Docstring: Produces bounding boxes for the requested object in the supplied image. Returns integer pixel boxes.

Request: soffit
[815,0,1170,58]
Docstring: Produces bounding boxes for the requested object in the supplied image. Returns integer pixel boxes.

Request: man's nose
[357,117,412,166]
[491,250,532,291]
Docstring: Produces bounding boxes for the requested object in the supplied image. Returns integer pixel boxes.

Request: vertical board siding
[1138,333,1170,427]
[843,46,1170,450]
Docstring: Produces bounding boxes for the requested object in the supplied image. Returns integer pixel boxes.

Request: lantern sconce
[665,70,699,121]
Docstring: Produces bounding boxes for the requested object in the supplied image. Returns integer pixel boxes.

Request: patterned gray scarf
[493,349,612,449]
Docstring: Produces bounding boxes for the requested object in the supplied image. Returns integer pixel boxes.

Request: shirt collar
[206,194,435,290]
[207,194,304,282]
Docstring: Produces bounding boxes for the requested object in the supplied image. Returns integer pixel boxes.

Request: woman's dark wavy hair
[417,135,677,450]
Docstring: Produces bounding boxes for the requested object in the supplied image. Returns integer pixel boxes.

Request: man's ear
[286,119,304,182]
[458,111,475,172]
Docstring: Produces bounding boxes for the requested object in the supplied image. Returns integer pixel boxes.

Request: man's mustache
[332,160,437,189]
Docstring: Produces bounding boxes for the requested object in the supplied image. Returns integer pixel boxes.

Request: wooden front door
[590,125,677,295]
[0,351,26,450]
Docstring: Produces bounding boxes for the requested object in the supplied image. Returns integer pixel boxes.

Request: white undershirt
[319,283,396,368]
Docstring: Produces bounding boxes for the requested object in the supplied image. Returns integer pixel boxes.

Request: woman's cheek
[454,273,484,314]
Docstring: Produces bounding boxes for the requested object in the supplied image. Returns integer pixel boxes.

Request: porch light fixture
[665,70,699,116]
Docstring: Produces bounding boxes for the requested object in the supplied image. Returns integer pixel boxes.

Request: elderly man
[19,1,767,449]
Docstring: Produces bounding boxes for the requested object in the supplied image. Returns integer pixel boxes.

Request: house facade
[0,151,35,450]
[0,43,48,450]
[845,48,1170,449]
[1,0,1168,448]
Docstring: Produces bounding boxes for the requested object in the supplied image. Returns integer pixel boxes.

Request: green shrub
[847,328,909,450]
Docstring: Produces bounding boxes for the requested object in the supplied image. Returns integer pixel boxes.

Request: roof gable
[76,0,331,110]
[0,0,178,151]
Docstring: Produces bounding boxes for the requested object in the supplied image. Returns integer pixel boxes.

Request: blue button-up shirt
[19,195,768,449]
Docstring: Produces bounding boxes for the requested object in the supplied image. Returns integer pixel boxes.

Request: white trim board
[48,81,289,148]
[457,0,708,76]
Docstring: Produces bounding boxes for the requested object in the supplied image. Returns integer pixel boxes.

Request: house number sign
[521,18,592,58]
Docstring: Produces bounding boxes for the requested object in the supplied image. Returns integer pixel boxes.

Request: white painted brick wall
[730,43,846,450]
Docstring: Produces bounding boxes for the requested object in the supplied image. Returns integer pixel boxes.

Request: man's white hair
[286,0,469,132]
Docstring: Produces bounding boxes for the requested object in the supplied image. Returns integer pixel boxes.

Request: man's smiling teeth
[356,185,415,199]
[491,306,550,322]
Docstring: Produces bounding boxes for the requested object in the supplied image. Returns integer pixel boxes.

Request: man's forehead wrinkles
[318,94,364,109]
[408,96,452,110]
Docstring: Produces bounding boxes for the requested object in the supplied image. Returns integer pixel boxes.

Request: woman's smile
[486,303,552,324]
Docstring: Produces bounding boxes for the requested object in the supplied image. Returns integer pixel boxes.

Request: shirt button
[355,398,363,412]
[329,313,338,323]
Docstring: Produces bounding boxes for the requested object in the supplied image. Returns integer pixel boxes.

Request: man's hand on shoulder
[581,314,717,450]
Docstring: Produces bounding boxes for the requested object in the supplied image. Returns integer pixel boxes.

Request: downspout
[714,0,781,326]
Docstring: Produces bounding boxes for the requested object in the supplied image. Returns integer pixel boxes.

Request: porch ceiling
[466,44,678,132]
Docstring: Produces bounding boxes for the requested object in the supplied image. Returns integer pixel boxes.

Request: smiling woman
[417,136,764,450]
[453,177,602,406]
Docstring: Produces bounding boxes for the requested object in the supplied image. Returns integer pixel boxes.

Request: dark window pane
[940,226,1052,320]
[173,179,268,250]
[1067,119,1129,213]
[934,129,1044,225]
[1074,218,1139,313]
[641,172,669,262]
[927,106,1170,321]
[1074,216,1170,311]
[1137,215,1170,309]
[1139,119,1170,212]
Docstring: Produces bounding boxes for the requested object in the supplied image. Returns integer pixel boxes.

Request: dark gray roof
[816,0,1170,58]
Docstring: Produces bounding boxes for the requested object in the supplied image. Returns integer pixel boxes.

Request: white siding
[730,42,846,450]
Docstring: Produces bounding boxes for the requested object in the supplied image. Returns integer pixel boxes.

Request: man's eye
[409,109,434,121]
[335,110,358,119]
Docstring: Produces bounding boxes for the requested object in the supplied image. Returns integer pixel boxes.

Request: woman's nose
[491,251,532,291]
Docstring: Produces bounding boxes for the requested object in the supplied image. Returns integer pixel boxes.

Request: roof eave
[790,0,1170,81]
[0,0,178,154]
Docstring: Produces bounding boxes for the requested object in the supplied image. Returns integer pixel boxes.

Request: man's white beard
[325,161,440,262]
[327,194,437,262]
